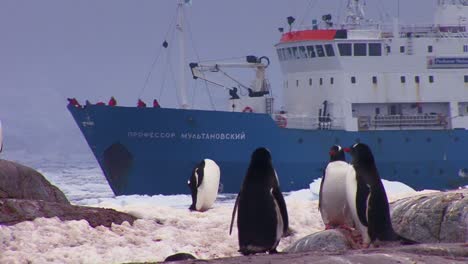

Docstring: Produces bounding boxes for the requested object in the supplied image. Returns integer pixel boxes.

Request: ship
[68,0,468,195]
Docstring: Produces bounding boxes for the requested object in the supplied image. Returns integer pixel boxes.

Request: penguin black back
[188,160,205,211]
[230,147,289,255]
[347,143,414,244]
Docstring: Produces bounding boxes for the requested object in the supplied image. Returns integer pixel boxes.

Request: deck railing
[358,114,449,130]
[272,114,345,130]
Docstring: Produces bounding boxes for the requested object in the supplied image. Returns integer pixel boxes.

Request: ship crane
[189,56,274,114]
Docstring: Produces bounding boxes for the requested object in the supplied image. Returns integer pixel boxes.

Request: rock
[0,159,137,228]
[391,189,468,243]
[0,159,69,204]
[0,198,137,227]
[164,253,197,262]
[175,243,468,264]
[285,229,353,253]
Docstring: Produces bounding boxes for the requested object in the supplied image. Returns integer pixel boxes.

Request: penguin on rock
[318,145,354,230]
[344,143,417,247]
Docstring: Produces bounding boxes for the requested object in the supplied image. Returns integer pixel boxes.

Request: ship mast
[345,0,366,26]
[176,0,189,109]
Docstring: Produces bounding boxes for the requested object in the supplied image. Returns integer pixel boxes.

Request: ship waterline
[68,105,467,195]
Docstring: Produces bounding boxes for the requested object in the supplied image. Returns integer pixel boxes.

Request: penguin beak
[343,148,351,153]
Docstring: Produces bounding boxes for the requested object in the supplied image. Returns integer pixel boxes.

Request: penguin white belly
[346,166,371,245]
[320,161,352,227]
[195,159,220,211]
[272,188,284,245]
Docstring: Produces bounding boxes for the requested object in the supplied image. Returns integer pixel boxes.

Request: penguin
[318,145,354,230]
[344,143,416,246]
[229,147,289,255]
[187,159,220,212]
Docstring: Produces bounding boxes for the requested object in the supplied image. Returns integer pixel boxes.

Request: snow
[0,167,434,264]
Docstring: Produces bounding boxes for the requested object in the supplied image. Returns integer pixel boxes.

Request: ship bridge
[274,1,468,132]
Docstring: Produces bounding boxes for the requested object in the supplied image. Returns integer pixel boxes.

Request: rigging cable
[159,26,177,102]
[158,44,171,102]
[336,0,344,25]
[184,7,216,110]
[299,0,318,26]
[217,68,251,92]
[137,6,178,100]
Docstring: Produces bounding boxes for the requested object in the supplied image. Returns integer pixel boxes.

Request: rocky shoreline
[158,243,468,264]
[0,159,136,227]
[0,159,467,263]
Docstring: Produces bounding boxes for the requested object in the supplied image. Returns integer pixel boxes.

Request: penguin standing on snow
[318,145,354,230]
[344,143,416,246]
[187,159,220,212]
[229,147,289,255]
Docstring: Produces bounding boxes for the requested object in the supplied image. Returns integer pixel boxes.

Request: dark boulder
[391,189,468,243]
[0,159,69,204]
[0,159,137,228]
[0,198,137,227]
[164,253,197,262]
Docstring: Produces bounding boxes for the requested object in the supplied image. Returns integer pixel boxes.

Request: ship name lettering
[128,131,176,139]
[130,131,245,140]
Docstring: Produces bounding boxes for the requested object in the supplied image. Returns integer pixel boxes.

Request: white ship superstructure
[274,0,468,131]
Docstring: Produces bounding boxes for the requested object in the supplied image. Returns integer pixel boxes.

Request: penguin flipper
[272,186,289,233]
[356,180,370,227]
[229,193,240,235]
[318,169,327,211]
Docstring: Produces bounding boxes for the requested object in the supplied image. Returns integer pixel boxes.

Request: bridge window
[320,78,323,85]
[330,77,334,84]
[464,45,468,52]
[338,43,352,56]
[465,75,468,83]
[325,44,335,56]
[307,45,316,58]
[428,45,433,53]
[354,43,366,56]
[415,76,420,84]
[299,46,308,59]
[351,76,356,84]
[372,76,378,84]
[309,78,312,86]
[286,48,293,60]
[400,46,405,53]
[315,45,325,57]
[369,43,382,56]
[296,80,299,87]
[386,45,391,54]
[292,47,299,59]
[282,49,288,60]
[429,75,434,83]
[277,49,284,61]
[401,76,406,83]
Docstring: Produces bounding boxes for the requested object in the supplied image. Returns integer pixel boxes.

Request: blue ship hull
[68,104,468,195]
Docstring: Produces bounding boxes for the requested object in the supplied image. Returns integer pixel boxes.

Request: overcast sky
[0,0,436,164]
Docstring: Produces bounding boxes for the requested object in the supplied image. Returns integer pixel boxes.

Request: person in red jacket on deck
[67,98,81,107]
[153,99,161,108]
[108,96,117,106]
[137,99,147,108]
